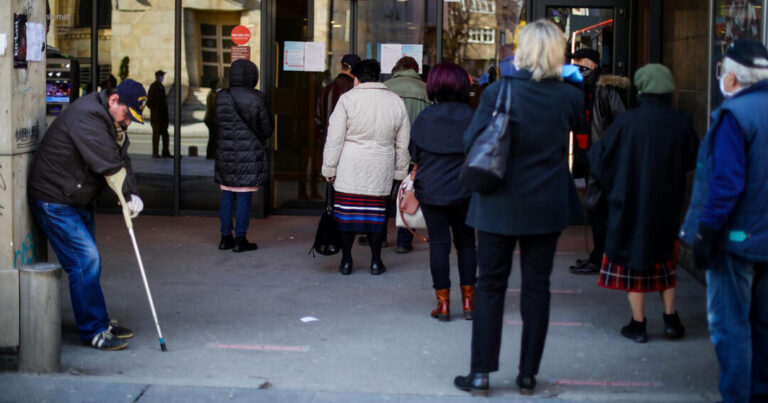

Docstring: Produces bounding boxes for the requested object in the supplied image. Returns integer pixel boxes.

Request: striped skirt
[597,243,679,293]
[333,191,388,233]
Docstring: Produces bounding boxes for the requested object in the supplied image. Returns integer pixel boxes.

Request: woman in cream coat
[322,59,411,276]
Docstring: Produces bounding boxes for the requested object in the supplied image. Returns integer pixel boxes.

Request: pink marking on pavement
[508,288,583,294]
[504,320,585,327]
[215,344,309,352]
[555,379,654,387]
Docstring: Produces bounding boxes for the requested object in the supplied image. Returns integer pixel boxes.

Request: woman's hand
[325,176,335,183]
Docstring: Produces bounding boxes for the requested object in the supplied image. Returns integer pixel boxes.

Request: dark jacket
[464,71,584,236]
[409,103,474,206]
[214,60,273,187]
[316,73,354,138]
[589,95,699,271]
[147,80,168,128]
[590,74,629,143]
[681,79,768,262]
[28,90,138,207]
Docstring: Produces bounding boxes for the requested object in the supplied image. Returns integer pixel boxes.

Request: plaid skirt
[597,243,679,292]
[333,191,387,233]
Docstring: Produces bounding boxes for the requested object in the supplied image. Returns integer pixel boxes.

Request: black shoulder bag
[309,185,341,257]
[459,79,513,194]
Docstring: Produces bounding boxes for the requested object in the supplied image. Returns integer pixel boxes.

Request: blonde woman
[454,20,584,396]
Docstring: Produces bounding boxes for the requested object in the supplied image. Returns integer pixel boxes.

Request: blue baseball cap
[116,79,147,124]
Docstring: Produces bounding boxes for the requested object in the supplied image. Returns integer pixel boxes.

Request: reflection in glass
[442,0,526,79]
[547,8,615,73]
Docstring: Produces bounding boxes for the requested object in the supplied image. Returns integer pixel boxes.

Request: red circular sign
[231,25,250,46]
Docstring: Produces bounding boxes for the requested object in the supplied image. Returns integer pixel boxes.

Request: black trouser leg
[450,202,477,287]
[151,123,160,156]
[340,232,355,262]
[161,128,171,156]
[367,231,385,264]
[422,203,452,290]
[589,207,608,265]
[518,232,560,376]
[471,230,515,373]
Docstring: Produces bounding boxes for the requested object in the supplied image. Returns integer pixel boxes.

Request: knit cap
[634,64,675,94]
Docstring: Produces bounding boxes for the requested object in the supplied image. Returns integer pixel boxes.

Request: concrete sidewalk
[1,215,720,402]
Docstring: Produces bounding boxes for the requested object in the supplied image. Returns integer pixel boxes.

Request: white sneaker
[91,330,128,351]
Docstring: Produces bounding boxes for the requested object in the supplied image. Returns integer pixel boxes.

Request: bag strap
[399,205,428,242]
[325,184,334,213]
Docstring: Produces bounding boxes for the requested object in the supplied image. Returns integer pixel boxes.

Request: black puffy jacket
[214,60,273,187]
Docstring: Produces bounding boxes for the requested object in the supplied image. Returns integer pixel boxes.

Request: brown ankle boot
[430,289,450,322]
[461,285,475,320]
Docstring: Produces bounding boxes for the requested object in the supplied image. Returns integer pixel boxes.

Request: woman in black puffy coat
[215,59,273,252]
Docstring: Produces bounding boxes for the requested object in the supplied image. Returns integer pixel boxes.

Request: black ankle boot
[218,234,234,250]
[338,259,353,275]
[232,236,258,252]
[621,317,648,343]
[516,373,536,396]
[454,372,489,396]
[370,260,386,275]
[663,311,685,339]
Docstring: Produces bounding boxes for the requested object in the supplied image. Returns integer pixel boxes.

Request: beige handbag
[396,168,428,241]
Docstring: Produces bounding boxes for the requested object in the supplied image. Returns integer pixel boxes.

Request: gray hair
[724,56,768,86]
[514,19,565,82]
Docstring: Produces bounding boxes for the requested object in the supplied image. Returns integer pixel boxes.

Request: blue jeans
[220,190,252,237]
[29,200,109,343]
[707,251,768,403]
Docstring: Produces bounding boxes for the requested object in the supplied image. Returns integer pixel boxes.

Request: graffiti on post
[14,231,42,268]
[15,123,40,149]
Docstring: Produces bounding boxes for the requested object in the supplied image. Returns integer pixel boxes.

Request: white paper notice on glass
[283,41,305,71]
[401,44,424,72]
[380,43,403,75]
[25,22,45,62]
[304,42,326,72]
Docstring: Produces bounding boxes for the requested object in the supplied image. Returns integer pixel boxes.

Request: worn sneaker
[91,330,128,351]
[107,319,134,339]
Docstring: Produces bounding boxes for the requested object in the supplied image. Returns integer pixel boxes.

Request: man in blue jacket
[680,39,768,403]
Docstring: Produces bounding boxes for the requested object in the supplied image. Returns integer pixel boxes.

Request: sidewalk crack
[132,384,150,402]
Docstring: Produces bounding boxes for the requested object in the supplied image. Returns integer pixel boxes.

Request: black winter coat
[409,102,473,206]
[29,90,138,207]
[588,95,699,271]
[215,60,273,187]
[147,80,169,128]
[464,70,584,236]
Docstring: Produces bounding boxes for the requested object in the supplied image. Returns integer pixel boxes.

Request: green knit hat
[634,64,675,94]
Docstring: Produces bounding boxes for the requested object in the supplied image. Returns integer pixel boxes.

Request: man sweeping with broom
[28,79,147,351]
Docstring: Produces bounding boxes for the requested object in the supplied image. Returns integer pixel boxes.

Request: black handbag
[309,185,341,256]
[459,79,514,194]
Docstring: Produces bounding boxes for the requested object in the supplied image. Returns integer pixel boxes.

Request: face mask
[719,74,737,98]
[160,76,165,83]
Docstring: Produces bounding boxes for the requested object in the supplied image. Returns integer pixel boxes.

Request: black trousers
[421,202,476,290]
[588,206,608,265]
[152,122,170,156]
[470,230,560,376]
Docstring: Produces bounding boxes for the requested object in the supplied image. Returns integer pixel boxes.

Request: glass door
[269,0,351,213]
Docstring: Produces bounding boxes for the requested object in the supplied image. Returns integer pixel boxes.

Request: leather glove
[126,194,144,219]
[691,224,718,270]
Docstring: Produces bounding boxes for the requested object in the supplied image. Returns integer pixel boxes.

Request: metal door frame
[529,0,631,76]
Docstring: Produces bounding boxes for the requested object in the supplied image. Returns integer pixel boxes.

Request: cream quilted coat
[322,82,411,196]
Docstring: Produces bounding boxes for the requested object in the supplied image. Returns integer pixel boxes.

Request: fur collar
[597,74,631,89]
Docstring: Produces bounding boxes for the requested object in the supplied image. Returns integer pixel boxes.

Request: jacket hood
[597,74,631,89]
[229,59,259,88]
[411,103,474,154]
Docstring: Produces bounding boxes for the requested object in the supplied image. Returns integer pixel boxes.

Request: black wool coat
[214,60,274,187]
[588,95,699,272]
[464,70,584,236]
[409,102,474,206]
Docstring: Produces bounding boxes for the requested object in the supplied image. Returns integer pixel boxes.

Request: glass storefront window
[442,0,526,80]
[357,0,439,79]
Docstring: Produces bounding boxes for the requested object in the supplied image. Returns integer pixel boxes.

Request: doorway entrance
[532,0,630,76]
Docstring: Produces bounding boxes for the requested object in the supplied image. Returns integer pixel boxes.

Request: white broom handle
[128,227,164,341]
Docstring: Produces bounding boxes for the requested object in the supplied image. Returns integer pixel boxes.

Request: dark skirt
[333,191,387,233]
[597,243,679,293]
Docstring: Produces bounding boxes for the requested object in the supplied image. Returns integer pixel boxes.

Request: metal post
[173,0,182,215]
[90,0,98,91]
[350,0,357,54]
[18,264,62,373]
[436,0,443,63]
